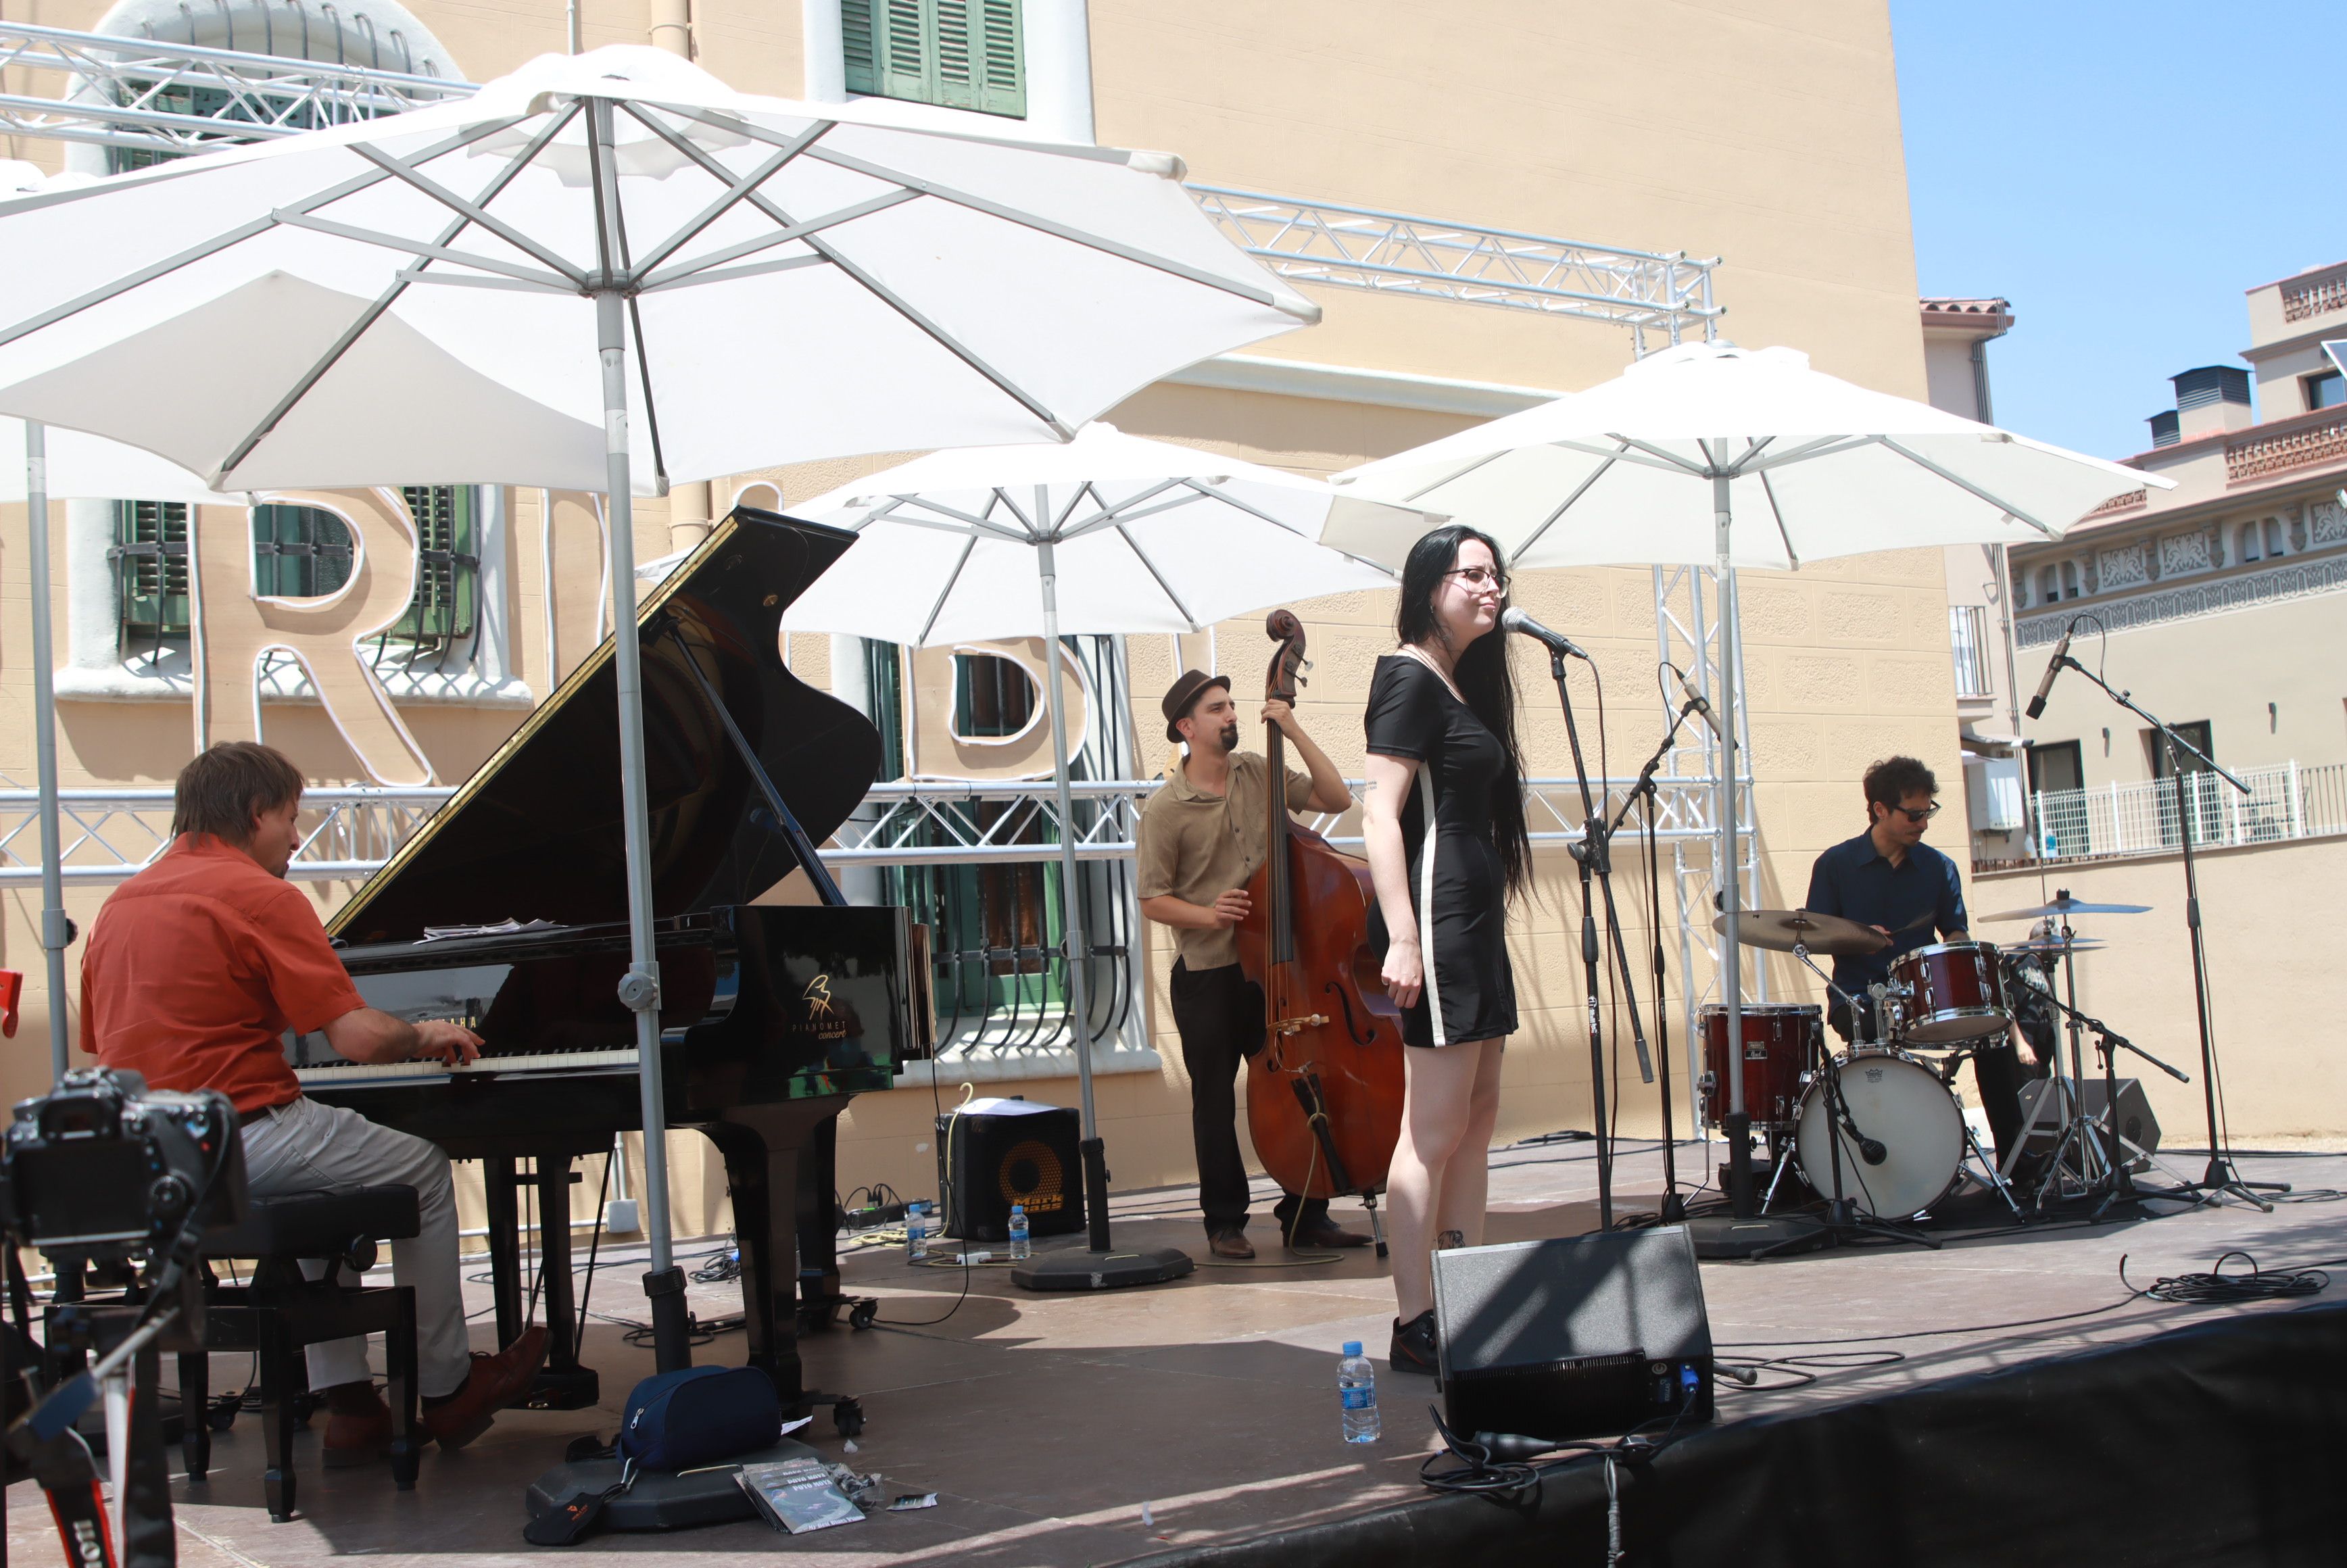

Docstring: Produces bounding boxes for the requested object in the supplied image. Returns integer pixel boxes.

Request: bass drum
[1793,1050,1965,1219]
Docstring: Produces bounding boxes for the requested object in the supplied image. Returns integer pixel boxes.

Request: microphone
[1499,606,1588,660]
[1672,666,1722,738]
[1859,1137,1887,1167]
[2025,624,2075,720]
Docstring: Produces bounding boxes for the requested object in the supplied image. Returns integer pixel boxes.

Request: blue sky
[1890,1,2344,460]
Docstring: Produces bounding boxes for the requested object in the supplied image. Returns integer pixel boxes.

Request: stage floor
[9,1139,2344,1567]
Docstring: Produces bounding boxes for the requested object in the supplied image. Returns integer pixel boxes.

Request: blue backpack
[616,1367,783,1472]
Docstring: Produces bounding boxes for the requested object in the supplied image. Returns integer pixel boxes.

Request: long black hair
[1395,524,1532,898]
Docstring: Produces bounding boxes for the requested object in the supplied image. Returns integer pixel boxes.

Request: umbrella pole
[23,422,70,1083]
[1008,543,1190,1292]
[1034,539,1112,1250]
[595,278,689,1371]
[1712,472,1756,1221]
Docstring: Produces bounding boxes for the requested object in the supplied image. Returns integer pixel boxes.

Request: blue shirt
[1801,829,1970,1006]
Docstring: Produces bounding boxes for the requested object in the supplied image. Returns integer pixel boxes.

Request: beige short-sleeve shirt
[1138,750,1315,971]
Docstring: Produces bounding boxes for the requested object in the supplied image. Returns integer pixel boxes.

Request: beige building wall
[1,1,1974,1235]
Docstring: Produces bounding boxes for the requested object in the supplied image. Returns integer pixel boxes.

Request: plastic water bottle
[1338,1341,1380,1443]
[1007,1204,1031,1260]
[906,1201,929,1263]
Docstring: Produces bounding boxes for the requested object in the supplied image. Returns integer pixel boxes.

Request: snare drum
[1698,1004,1822,1130]
[1793,1049,1966,1219]
[1890,941,2009,1044]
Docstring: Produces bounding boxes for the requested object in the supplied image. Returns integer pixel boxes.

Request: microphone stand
[1601,698,1708,1223]
[2042,654,2286,1212]
[1544,645,1657,1232]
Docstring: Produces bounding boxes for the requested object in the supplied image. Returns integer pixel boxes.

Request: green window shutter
[386,485,479,656]
[252,504,353,598]
[975,0,1025,118]
[112,501,190,641]
[841,0,879,93]
[838,0,1023,118]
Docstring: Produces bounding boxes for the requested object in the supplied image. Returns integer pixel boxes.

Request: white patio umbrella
[781,421,1410,1283]
[1330,341,2166,1240]
[0,46,1320,1354]
[6,417,237,1083]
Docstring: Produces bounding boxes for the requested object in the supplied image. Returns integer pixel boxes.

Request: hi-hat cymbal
[1982,895,2152,921]
[2004,937,2108,954]
[1714,909,1891,956]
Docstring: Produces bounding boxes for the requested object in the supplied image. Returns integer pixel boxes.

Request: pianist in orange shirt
[80,741,548,1469]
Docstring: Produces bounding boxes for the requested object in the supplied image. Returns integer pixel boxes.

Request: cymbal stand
[2022,982,2196,1214]
[1545,645,1659,1231]
[2049,656,2285,1210]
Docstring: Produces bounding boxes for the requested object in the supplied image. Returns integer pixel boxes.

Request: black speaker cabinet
[934,1102,1085,1242]
[1433,1227,1714,1443]
[2016,1077,2161,1170]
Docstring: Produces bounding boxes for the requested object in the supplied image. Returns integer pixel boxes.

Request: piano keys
[290,506,929,1410]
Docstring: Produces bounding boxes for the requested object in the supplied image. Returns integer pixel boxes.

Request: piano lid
[329,506,882,946]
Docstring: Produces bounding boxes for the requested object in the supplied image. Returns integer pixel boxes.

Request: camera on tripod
[0,1067,245,1273]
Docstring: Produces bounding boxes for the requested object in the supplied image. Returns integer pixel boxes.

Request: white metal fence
[2030,760,2347,862]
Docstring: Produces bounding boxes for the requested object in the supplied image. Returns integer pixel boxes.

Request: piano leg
[796,1119,845,1314]
[482,1158,525,1350]
[700,1115,806,1404]
[529,1154,600,1409]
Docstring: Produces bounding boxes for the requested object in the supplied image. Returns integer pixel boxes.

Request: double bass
[1237,610,1406,1252]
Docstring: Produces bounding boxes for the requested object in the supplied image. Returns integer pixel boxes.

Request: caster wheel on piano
[848,1302,876,1331]
[833,1398,865,1439]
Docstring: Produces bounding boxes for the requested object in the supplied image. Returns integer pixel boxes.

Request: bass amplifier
[2015,1077,2160,1171]
[1434,1227,1714,1443]
[934,1099,1085,1243]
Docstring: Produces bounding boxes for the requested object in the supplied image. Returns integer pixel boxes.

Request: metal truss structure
[1188,185,1722,351]
[0,775,1733,886]
[0,20,467,158]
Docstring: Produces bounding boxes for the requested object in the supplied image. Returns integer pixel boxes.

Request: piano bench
[185,1185,424,1523]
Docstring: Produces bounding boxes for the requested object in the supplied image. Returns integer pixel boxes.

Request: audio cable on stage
[2121,1250,2329,1304]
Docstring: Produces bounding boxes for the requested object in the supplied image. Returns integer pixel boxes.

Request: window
[2307,369,2346,412]
[2061,560,2081,598]
[377,486,480,661]
[2038,565,2059,604]
[952,652,1038,739]
[2147,720,2215,779]
[1947,604,1991,697]
[842,0,1027,118]
[111,501,191,657]
[2027,739,2087,858]
[252,504,354,597]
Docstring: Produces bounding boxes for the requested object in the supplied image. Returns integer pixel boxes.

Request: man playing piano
[80,742,548,1469]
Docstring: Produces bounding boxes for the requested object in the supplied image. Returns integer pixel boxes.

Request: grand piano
[288,505,927,1410]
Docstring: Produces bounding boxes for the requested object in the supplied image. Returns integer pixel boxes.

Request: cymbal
[1714,909,1891,956]
[1981,895,2152,921]
[2004,937,2108,954]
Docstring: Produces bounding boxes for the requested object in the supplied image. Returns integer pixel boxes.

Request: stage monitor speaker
[2016,1077,2160,1171]
[1432,1227,1714,1444]
[935,1100,1085,1242]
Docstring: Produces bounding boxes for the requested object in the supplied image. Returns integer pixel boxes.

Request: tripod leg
[1964,1125,2022,1218]
[1360,1191,1388,1260]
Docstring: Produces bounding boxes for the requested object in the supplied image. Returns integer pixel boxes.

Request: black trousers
[1168,959,1328,1240]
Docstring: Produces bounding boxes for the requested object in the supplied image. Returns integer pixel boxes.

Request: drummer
[1802,756,1973,1043]
[1806,756,2037,1159]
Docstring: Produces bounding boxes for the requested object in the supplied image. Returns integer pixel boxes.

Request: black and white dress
[1363,652,1518,1049]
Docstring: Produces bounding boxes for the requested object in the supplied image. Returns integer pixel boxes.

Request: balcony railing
[2028,760,2347,863]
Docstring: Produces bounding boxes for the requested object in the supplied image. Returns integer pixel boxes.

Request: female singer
[1359,524,1532,1375]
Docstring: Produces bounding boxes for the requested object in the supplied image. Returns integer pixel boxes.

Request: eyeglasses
[1445,566,1509,593]
[1889,803,1943,823]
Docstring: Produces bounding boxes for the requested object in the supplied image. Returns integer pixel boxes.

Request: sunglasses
[1887,803,1942,823]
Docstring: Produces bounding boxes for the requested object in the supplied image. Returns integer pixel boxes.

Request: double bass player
[1138,670,1372,1258]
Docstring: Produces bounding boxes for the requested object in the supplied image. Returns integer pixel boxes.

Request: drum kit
[1701,891,2191,1234]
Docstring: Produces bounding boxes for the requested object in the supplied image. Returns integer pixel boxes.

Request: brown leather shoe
[422,1326,548,1451]
[322,1389,393,1469]
[1288,1223,1374,1250]
[1207,1231,1256,1260]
